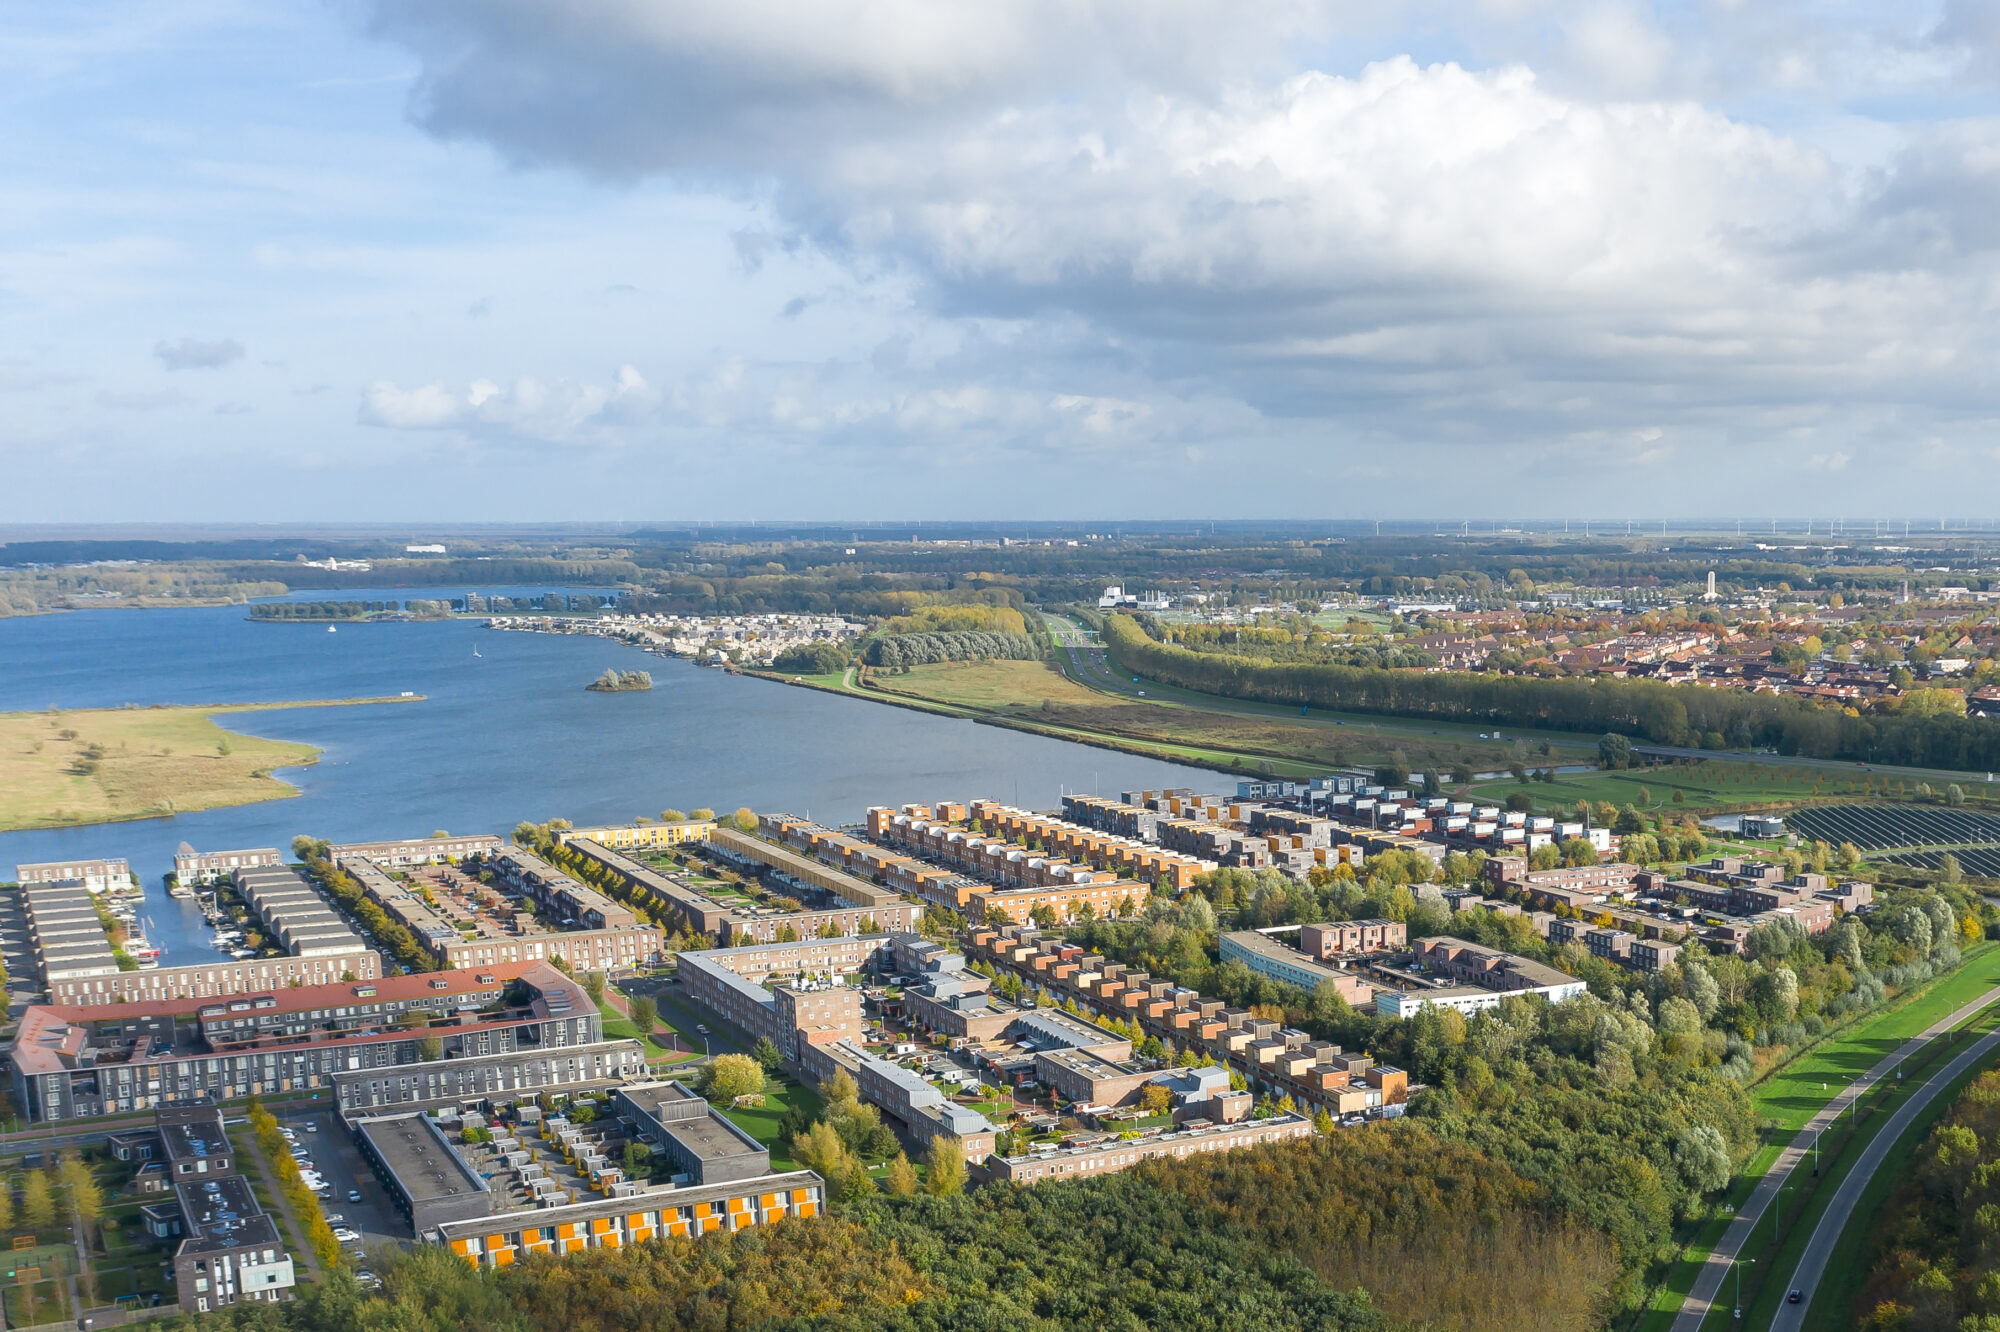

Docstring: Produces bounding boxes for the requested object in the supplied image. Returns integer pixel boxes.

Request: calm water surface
[0,599,1217,966]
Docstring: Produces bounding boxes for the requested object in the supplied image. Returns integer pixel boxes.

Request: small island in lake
[586,668,653,692]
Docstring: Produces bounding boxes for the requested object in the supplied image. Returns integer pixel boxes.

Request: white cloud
[154,336,244,370]
[359,364,658,441]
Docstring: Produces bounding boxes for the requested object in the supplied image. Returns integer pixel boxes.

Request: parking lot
[274,1107,406,1263]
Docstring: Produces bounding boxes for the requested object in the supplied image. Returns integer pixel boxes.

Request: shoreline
[0,695,426,834]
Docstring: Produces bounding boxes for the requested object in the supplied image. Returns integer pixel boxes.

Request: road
[1779,1025,2000,1330]
[1045,614,1148,698]
[1672,982,2000,1331]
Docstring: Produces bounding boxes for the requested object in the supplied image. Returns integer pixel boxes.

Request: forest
[1100,613,2000,770]
[1858,1069,2000,1329]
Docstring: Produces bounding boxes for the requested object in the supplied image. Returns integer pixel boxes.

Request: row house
[964,926,1407,1116]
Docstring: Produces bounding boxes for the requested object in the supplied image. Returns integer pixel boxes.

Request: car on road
[696,1024,709,1035]
[304,1122,318,1133]
[348,1189,363,1203]
[333,1228,361,1243]
[1788,1290,1803,1304]
[323,1214,344,1225]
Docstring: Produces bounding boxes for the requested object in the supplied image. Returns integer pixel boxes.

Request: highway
[1672,982,2000,1331]
[1779,1023,2000,1330]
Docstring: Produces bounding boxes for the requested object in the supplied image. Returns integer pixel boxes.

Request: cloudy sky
[7,1,2000,523]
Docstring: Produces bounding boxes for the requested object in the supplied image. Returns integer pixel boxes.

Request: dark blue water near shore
[0,600,1216,966]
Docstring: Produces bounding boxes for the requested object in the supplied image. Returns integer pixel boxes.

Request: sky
[6,1,2000,524]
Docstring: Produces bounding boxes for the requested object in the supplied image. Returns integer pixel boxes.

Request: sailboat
[473,645,482,658]
[327,624,338,634]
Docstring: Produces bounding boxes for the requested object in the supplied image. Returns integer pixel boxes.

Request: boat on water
[327,624,337,634]
[473,646,482,658]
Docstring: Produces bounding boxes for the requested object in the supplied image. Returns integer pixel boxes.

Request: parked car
[356,1271,379,1286]
[304,1122,318,1133]
[332,1228,361,1243]
[348,1189,363,1203]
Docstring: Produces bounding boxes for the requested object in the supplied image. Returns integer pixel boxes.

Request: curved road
[1673,982,2000,1330]
[1778,1022,2000,1330]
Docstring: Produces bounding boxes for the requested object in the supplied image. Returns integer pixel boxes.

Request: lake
[0,598,1218,967]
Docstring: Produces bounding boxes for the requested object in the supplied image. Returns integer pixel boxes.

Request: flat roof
[617,1082,767,1166]
[430,1169,824,1244]
[356,1112,490,1204]
[158,1105,231,1164]
[175,1175,282,1255]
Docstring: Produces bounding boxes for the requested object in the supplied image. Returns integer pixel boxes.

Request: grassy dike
[1630,945,2000,1331]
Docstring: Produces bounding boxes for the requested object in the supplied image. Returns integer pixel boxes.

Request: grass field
[863,659,1527,775]
[720,1076,826,1173]
[0,696,423,833]
[1471,760,1864,819]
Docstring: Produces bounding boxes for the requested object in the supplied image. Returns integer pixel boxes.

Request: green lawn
[1754,943,2000,1132]
[595,1000,690,1061]
[1470,760,1851,818]
[719,1077,826,1173]
[4,1280,69,1325]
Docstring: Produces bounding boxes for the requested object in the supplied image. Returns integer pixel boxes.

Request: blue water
[0,599,1217,967]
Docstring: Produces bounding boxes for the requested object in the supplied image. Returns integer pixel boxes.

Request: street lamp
[1735,1257,1755,1319]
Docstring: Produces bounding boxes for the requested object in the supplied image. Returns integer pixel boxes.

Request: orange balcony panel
[599,1231,622,1249]
[790,1188,813,1204]
[489,1247,515,1267]
[561,1237,586,1255]
[794,1200,816,1219]
[700,1215,721,1233]
[448,1238,473,1256]
[759,1192,778,1208]
[486,1234,508,1252]
[590,1218,614,1233]
[666,1220,689,1238]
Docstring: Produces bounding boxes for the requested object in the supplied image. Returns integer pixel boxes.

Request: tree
[21,1170,53,1231]
[417,1034,444,1062]
[0,1176,11,1233]
[629,996,658,1033]
[702,1053,765,1103]
[924,1137,967,1196]
[216,736,233,758]
[733,807,759,831]
[691,808,716,821]
[751,1036,783,1073]
[792,1122,858,1198]
[661,808,687,823]
[582,971,606,1004]
[883,1152,919,1198]
[1941,853,1965,886]
[1139,1084,1174,1117]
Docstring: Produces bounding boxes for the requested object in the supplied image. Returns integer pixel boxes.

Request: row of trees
[1101,613,2000,769]
[292,837,438,974]
[862,631,1043,668]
